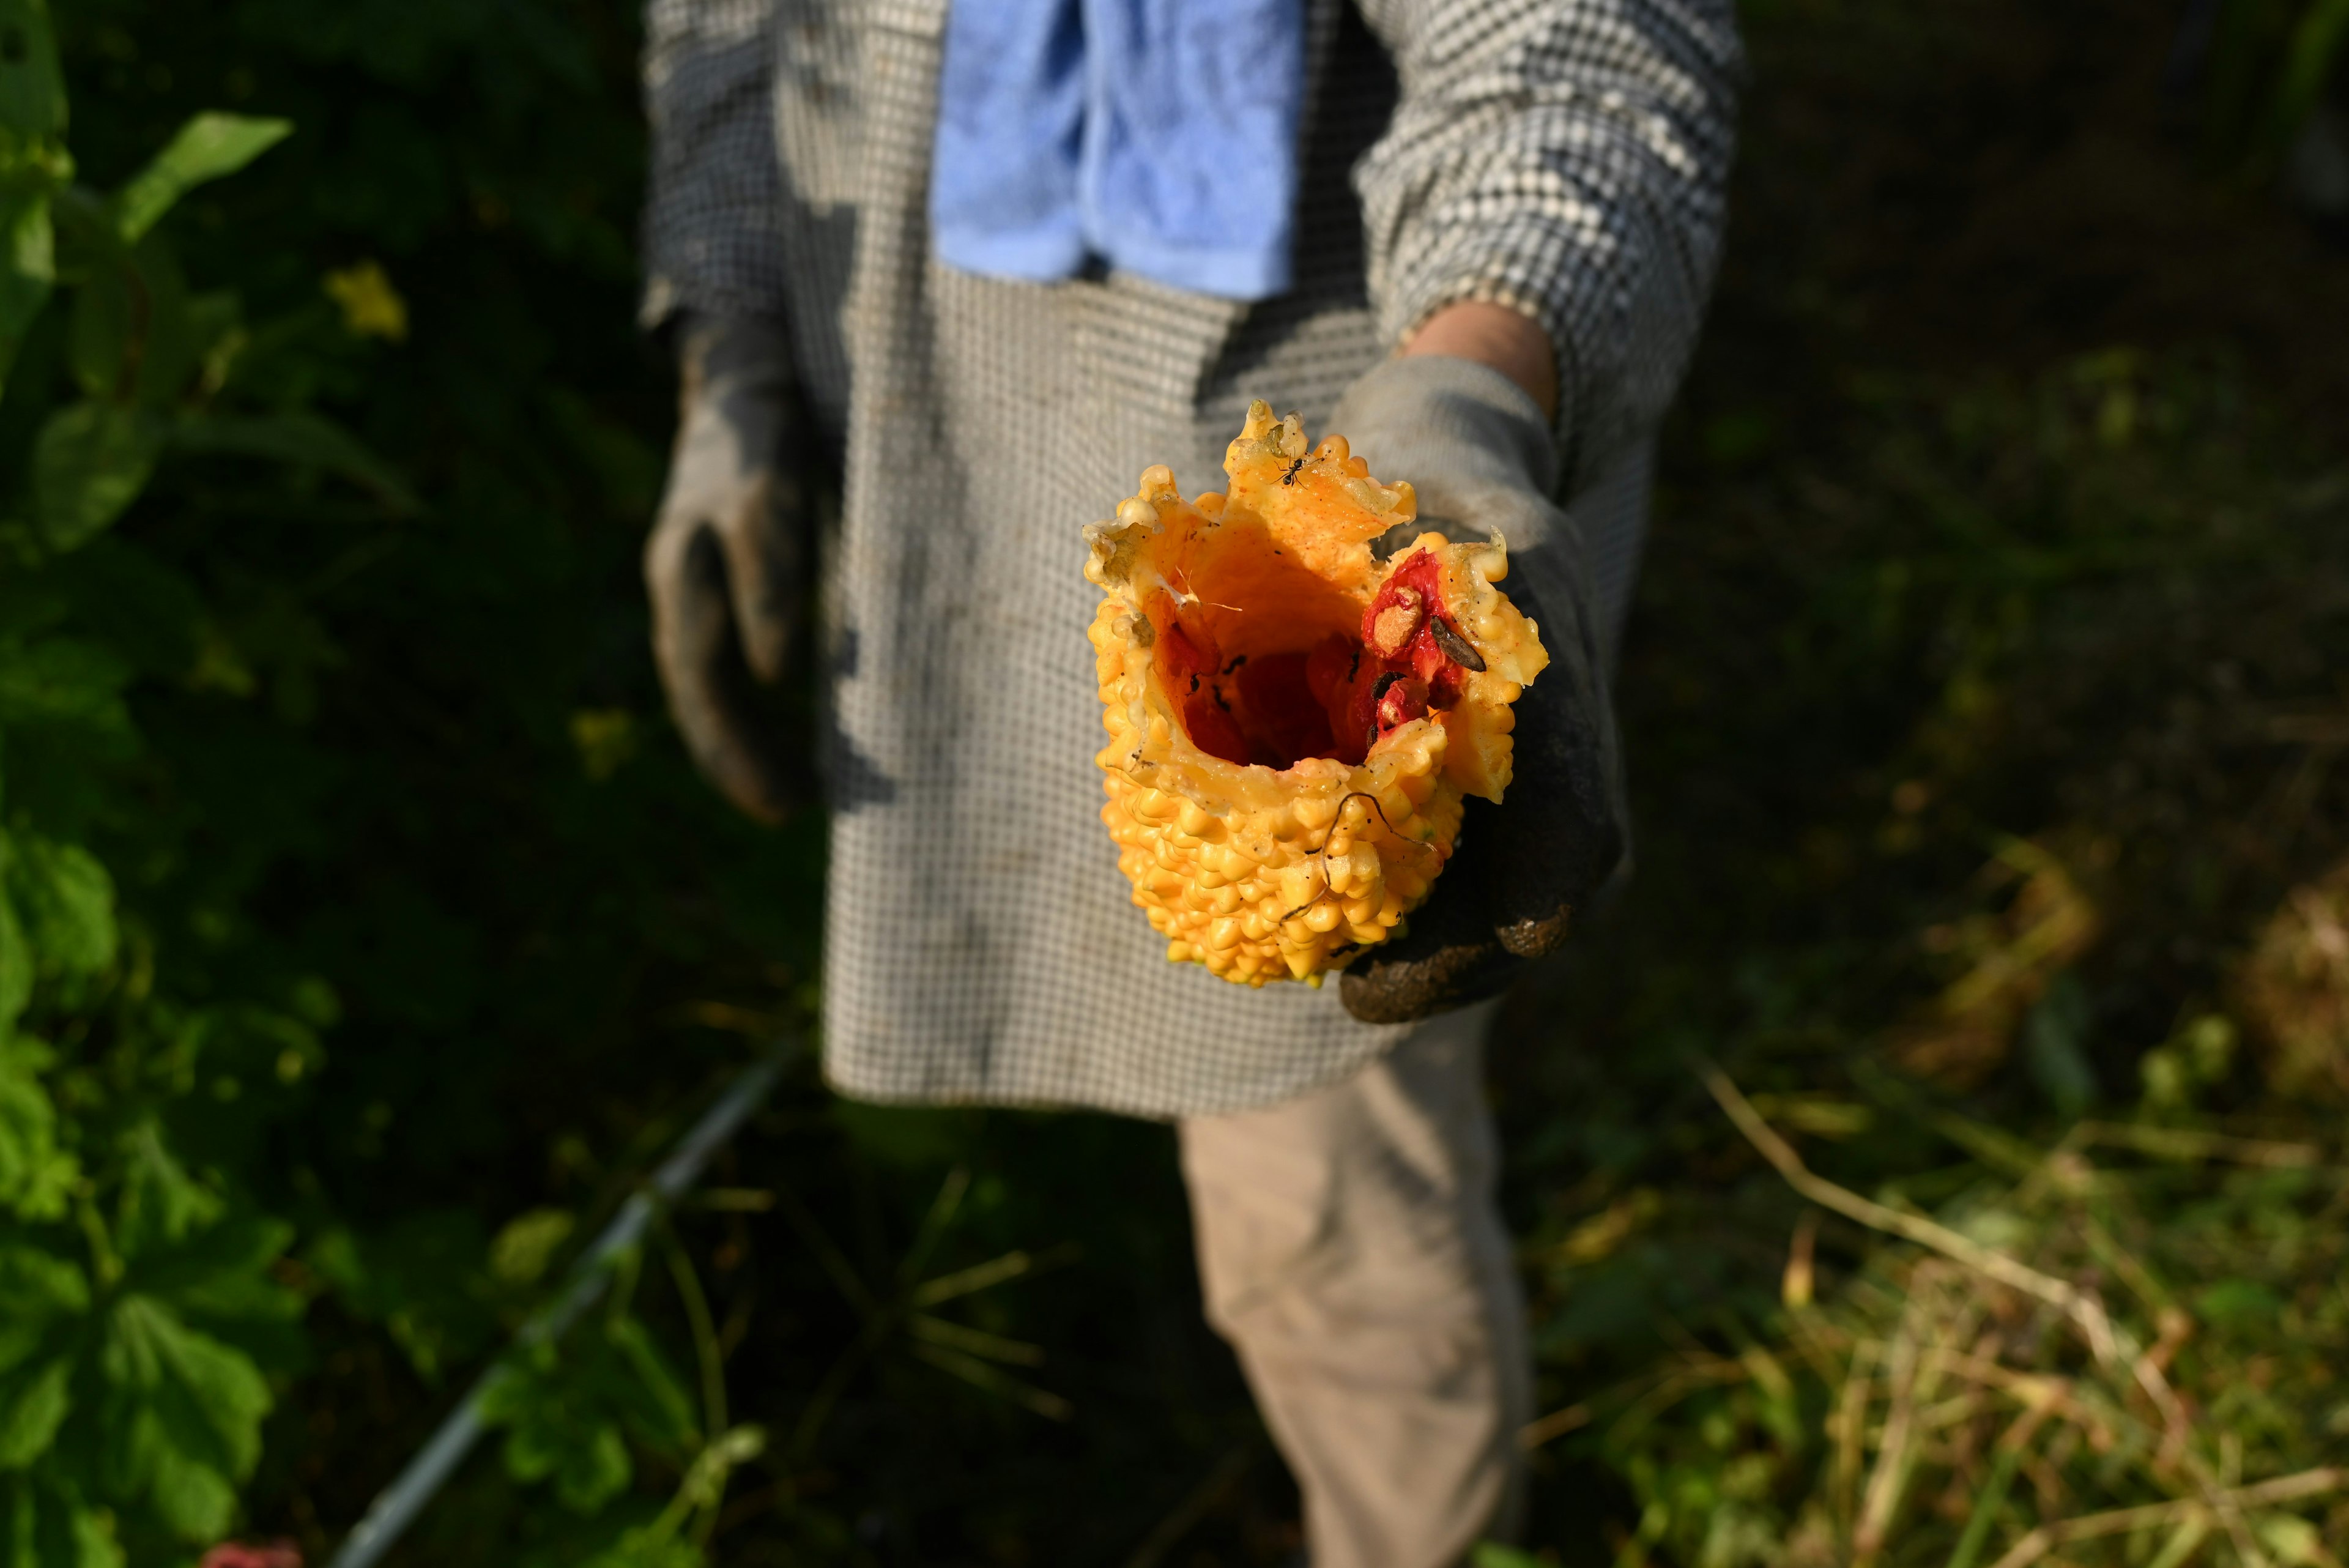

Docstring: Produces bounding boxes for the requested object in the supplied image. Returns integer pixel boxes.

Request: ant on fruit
[1281,458,1305,486]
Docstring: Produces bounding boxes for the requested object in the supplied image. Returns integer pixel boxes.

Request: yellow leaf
[324,261,409,342]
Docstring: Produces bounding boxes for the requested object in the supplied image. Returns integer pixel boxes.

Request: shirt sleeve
[640,0,790,327]
[1349,0,1743,483]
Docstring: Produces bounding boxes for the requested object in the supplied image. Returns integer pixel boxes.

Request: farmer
[638,0,1739,1559]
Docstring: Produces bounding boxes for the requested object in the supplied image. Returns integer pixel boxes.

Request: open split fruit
[1083,401,1549,986]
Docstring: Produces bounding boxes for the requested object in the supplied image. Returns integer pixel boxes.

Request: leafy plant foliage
[0,0,812,1561]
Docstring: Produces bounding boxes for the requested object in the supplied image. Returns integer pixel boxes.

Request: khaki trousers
[1177,1000,1530,1568]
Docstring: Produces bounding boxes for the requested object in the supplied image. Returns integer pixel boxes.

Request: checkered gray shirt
[642,0,1740,1118]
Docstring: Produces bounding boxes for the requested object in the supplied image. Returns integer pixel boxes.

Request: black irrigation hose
[327,1033,802,1568]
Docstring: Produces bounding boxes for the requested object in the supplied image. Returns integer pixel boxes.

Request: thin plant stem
[1698,1060,2123,1365]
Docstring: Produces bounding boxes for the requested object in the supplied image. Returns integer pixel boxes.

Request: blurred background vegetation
[2,0,2348,1564]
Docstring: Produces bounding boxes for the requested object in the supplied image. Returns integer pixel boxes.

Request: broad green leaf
[174,411,420,513]
[125,1212,299,1332]
[33,403,163,552]
[144,1443,234,1542]
[0,1356,66,1468]
[0,184,52,396]
[1,832,116,982]
[488,1384,632,1512]
[114,1121,221,1261]
[0,1473,125,1568]
[113,114,291,243]
[0,634,135,737]
[481,1348,635,1514]
[0,0,65,141]
[65,236,197,411]
[0,1035,76,1221]
[98,1295,269,1539]
[308,1211,495,1383]
[0,1239,87,1361]
[560,1424,633,1514]
[0,1242,89,1471]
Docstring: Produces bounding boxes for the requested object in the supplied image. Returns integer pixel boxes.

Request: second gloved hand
[644,313,807,822]
[1327,354,1631,1024]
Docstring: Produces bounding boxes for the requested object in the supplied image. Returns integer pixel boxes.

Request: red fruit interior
[1148,551,1474,771]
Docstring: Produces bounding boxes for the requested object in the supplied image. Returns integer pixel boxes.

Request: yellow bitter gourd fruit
[1083,400,1549,986]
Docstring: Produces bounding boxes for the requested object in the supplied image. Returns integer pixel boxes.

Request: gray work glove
[644,313,806,822]
[1328,355,1630,1024]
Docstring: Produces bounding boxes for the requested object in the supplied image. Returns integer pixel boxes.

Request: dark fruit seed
[1428,617,1486,671]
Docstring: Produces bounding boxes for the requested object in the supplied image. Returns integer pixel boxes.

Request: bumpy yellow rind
[1083,401,1550,986]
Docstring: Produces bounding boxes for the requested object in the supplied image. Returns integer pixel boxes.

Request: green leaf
[33,403,164,553]
[113,114,291,243]
[0,1472,125,1568]
[68,236,198,408]
[480,1340,649,1514]
[97,1294,270,1540]
[125,1213,298,1331]
[0,1356,67,1469]
[0,1036,76,1220]
[308,1211,495,1383]
[144,1443,234,1542]
[173,411,420,513]
[489,1208,576,1288]
[1,832,116,983]
[114,1121,221,1262]
[0,1241,85,1358]
[483,1354,634,1513]
[0,0,66,141]
[0,634,135,741]
[0,1243,89,1471]
[0,184,53,396]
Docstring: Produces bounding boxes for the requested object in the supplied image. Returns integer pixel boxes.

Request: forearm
[1401,300,1557,425]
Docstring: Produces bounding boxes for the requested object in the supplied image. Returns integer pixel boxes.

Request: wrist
[1400,300,1557,424]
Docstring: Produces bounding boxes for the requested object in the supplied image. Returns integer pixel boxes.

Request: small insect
[1278,790,1423,922]
[1428,617,1487,672]
[1281,458,1305,486]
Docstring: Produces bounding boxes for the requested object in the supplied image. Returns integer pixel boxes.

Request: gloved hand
[1327,354,1630,1024]
[644,313,807,822]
